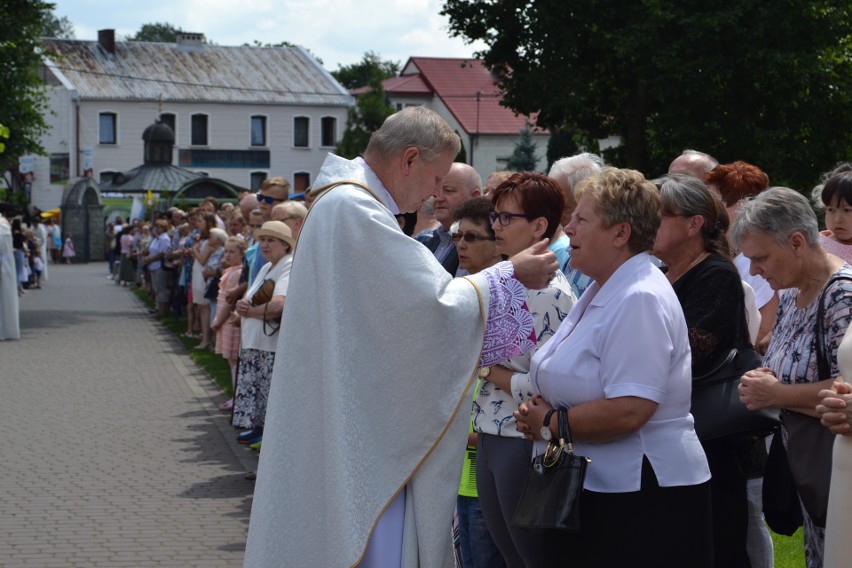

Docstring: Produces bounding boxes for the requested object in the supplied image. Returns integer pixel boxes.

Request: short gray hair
[548,152,605,193]
[729,187,820,248]
[365,106,460,163]
[655,174,732,259]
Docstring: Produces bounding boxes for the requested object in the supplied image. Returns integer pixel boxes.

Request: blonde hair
[574,168,661,254]
[225,236,247,255]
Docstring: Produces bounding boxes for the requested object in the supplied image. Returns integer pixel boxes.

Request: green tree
[334,52,399,158]
[546,127,581,172]
[454,130,467,164]
[332,51,400,90]
[0,0,53,170]
[336,80,395,159]
[506,127,539,172]
[42,12,75,38]
[127,22,187,43]
[442,0,852,188]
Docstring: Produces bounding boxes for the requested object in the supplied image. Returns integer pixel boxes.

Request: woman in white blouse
[231,221,294,447]
[474,172,576,567]
[515,168,712,567]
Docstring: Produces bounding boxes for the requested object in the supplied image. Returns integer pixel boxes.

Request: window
[99,112,117,144]
[250,172,267,191]
[99,170,116,184]
[294,172,310,193]
[293,116,309,148]
[321,117,336,147]
[251,116,267,146]
[160,113,176,139]
[191,114,208,146]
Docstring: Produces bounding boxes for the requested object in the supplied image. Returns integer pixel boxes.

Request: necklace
[668,251,710,283]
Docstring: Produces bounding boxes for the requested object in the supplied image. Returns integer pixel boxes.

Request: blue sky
[51,0,486,71]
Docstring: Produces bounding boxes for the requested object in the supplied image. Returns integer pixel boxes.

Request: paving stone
[0,263,257,566]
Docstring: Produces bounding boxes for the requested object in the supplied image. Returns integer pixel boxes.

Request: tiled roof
[99,164,203,193]
[389,57,542,136]
[40,38,352,106]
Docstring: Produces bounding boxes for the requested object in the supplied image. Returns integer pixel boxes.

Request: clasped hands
[513,395,554,441]
[817,379,852,436]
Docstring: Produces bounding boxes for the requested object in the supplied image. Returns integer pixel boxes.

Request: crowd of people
[9,215,59,296]
[62,106,852,568]
[170,108,838,568]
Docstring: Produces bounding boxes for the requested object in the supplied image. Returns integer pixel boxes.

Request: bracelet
[543,407,557,430]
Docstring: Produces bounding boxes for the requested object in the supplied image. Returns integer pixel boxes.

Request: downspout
[71,89,80,176]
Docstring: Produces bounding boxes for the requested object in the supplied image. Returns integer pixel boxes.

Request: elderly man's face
[396,149,456,214]
[433,165,477,229]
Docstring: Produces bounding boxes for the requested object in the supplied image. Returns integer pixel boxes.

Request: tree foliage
[0,0,53,169]
[506,127,539,171]
[331,51,400,90]
[442,0,852,189]
[127,22,188,43]
[336,81,395,159]
[42,12,75,38]
[334,52,399,158]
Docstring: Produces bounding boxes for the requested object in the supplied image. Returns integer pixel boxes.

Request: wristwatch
[541,408,557,442]
[479,366,491,379]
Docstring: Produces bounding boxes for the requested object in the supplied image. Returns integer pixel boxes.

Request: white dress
[824,327,852,568]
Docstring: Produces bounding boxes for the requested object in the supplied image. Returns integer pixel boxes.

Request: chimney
[176,32,205,48]
[98,29,115,54]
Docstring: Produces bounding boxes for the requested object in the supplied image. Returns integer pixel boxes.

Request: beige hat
[253,220,295,249]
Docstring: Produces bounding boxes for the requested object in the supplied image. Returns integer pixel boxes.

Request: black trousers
[541,456,714,568]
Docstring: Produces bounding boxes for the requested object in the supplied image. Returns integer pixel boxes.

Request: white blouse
[240,255,292,352]
[530,253,710,493]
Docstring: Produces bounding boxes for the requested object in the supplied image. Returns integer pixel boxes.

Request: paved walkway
[0,262,258,567]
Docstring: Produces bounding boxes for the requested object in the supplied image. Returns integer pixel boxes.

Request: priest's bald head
[363,107,462,214]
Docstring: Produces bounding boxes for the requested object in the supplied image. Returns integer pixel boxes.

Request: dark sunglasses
[452,232,495,243]
[257,194,285,205]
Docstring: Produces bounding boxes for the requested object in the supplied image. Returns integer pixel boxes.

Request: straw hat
[254,220,295,249]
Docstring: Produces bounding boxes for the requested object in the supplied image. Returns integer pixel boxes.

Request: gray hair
[548,152,605,193]
[208,227,228,244]
[365,106,461,163]
[272,201,308,221]
[655,174,732,259]
[729,187,820,248]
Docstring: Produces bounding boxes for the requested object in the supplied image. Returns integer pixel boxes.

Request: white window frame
[98,111,118,145]
[293,116,310,148]
[190,113,210,146]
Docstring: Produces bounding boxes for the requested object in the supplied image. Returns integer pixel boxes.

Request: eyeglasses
[489,211,533,226]
[257,194,285,205]
[249,224,263,229]
[451,232,495,243]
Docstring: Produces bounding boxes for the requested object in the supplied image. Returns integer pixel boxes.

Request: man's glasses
[257,194,285,205]
[451,232,495,243]
[489,211,533,226]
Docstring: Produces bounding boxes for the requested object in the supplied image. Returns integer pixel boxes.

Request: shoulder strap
[815,274,852,378]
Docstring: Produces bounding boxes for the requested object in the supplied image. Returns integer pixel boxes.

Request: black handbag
[690,346,781,441]
[512,408,590,531]
[762,430,803,535]
[780,275,852,528]
[203,274,221,300]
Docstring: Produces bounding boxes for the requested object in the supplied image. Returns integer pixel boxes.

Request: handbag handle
[815,275,852,379]
[557,407,575,455]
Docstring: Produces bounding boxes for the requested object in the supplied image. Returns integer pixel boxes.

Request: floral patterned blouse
[474,270,577,437]
[763,265,852,385]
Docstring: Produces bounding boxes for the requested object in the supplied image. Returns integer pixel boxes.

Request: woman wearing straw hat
[232,221,295,447]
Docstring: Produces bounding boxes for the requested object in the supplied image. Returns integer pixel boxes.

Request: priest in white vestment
[243,107,557,568]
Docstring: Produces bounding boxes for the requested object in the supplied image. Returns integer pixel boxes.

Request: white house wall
[387,93,549,182]
[32,97,348,209]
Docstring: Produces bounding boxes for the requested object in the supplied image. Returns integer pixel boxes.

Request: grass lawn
[131,285,233,397]
[772,527,805,567]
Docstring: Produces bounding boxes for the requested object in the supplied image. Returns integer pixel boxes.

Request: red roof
[388,57,541,136]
